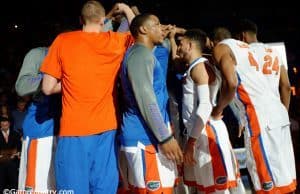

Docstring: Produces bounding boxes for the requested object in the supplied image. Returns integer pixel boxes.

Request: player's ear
[139,25,147,35]
[188,41,193,51]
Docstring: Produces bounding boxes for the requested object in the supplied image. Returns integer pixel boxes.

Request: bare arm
[42,74,61,95]
[279,66,291,110]
[211,44,237,118]
[116,3,135,25]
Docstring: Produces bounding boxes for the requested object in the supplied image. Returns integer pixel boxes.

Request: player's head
[176,29,208,61]
[129,13,164,45]
[211,27,231,45]
[233,18,258,44]
[81,1,106,26]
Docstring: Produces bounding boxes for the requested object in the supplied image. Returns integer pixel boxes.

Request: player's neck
[82,23,104,33]
[187,52,202,65]
[136,36,155,50]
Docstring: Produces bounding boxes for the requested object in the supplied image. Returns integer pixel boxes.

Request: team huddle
[14,1,296,194]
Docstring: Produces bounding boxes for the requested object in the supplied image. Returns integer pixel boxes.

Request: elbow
[284,84,292,93]
[15,86,26,97]
[280,83,291,95]
[42,87,52,96]
[42,82,53,96]
[225,79,238,94]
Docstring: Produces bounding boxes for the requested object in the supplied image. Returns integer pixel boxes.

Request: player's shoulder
[127,44,154,64]
[25,47,48,58]
[130,44,152,57]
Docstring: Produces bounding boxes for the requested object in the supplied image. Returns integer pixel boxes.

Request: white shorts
[184,119,244,193]
[121,142,178,194]
[244,124,297,193]
[18,136,56,192]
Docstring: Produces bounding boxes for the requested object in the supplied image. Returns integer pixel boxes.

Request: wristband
[159,135,174,145]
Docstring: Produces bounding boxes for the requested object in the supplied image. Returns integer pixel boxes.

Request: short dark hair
[129,13,153,38]
[211,27,231,43]
[234,19,258,35]
[183,29,208,51]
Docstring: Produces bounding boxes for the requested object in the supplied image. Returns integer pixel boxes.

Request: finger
[185,155,194,166]
[166,152,176,162]
[176,151,183,164]
[238,128,242,138]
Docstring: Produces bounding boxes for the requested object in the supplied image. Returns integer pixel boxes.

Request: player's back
[249,42,282,98]
[219,39,289,134]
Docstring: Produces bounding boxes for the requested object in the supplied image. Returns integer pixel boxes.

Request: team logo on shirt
[146,181,160,191]
[215,176,227,185]
[262,181,274,191]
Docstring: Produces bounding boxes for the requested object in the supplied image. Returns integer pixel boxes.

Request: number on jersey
[248,52,279,75]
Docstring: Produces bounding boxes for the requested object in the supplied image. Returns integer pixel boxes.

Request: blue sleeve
[127,46,173,142]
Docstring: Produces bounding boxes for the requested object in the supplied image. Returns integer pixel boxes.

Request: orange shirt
[40,30,133,136]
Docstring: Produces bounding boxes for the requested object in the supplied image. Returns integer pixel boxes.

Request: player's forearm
[121,4,135,25]
[213,82,236,115]
[133,86,173,142]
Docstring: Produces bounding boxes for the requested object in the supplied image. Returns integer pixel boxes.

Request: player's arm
[211,44,237,118]
[15,49,45,96]
[229,100,246,137]
[42,74,61,95]
[40,36,62,95]
[184,62,211,166]
[127,48,182,163]
[127,49,172,142]
[116,5,140,32]
[115,3,135,26]
[279,65,291,110]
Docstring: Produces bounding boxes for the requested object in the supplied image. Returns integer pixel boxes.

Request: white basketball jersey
[219,39,289,134]
[249,42,283,98]
[182,57,222,132]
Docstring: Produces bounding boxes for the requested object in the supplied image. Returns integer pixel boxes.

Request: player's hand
[159,137,183,164]
[238,124,245,138]
[211,107,223,120]
[115,3,131,14]
[168,25,177,39]
[183,137,197,166]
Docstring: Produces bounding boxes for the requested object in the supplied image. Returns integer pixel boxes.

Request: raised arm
[115,3,135,25]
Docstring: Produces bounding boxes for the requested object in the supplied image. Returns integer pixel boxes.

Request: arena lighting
[266,42,288,70]
[291,86,296,96]
[8,23,23,32]
[293,67,298,74]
